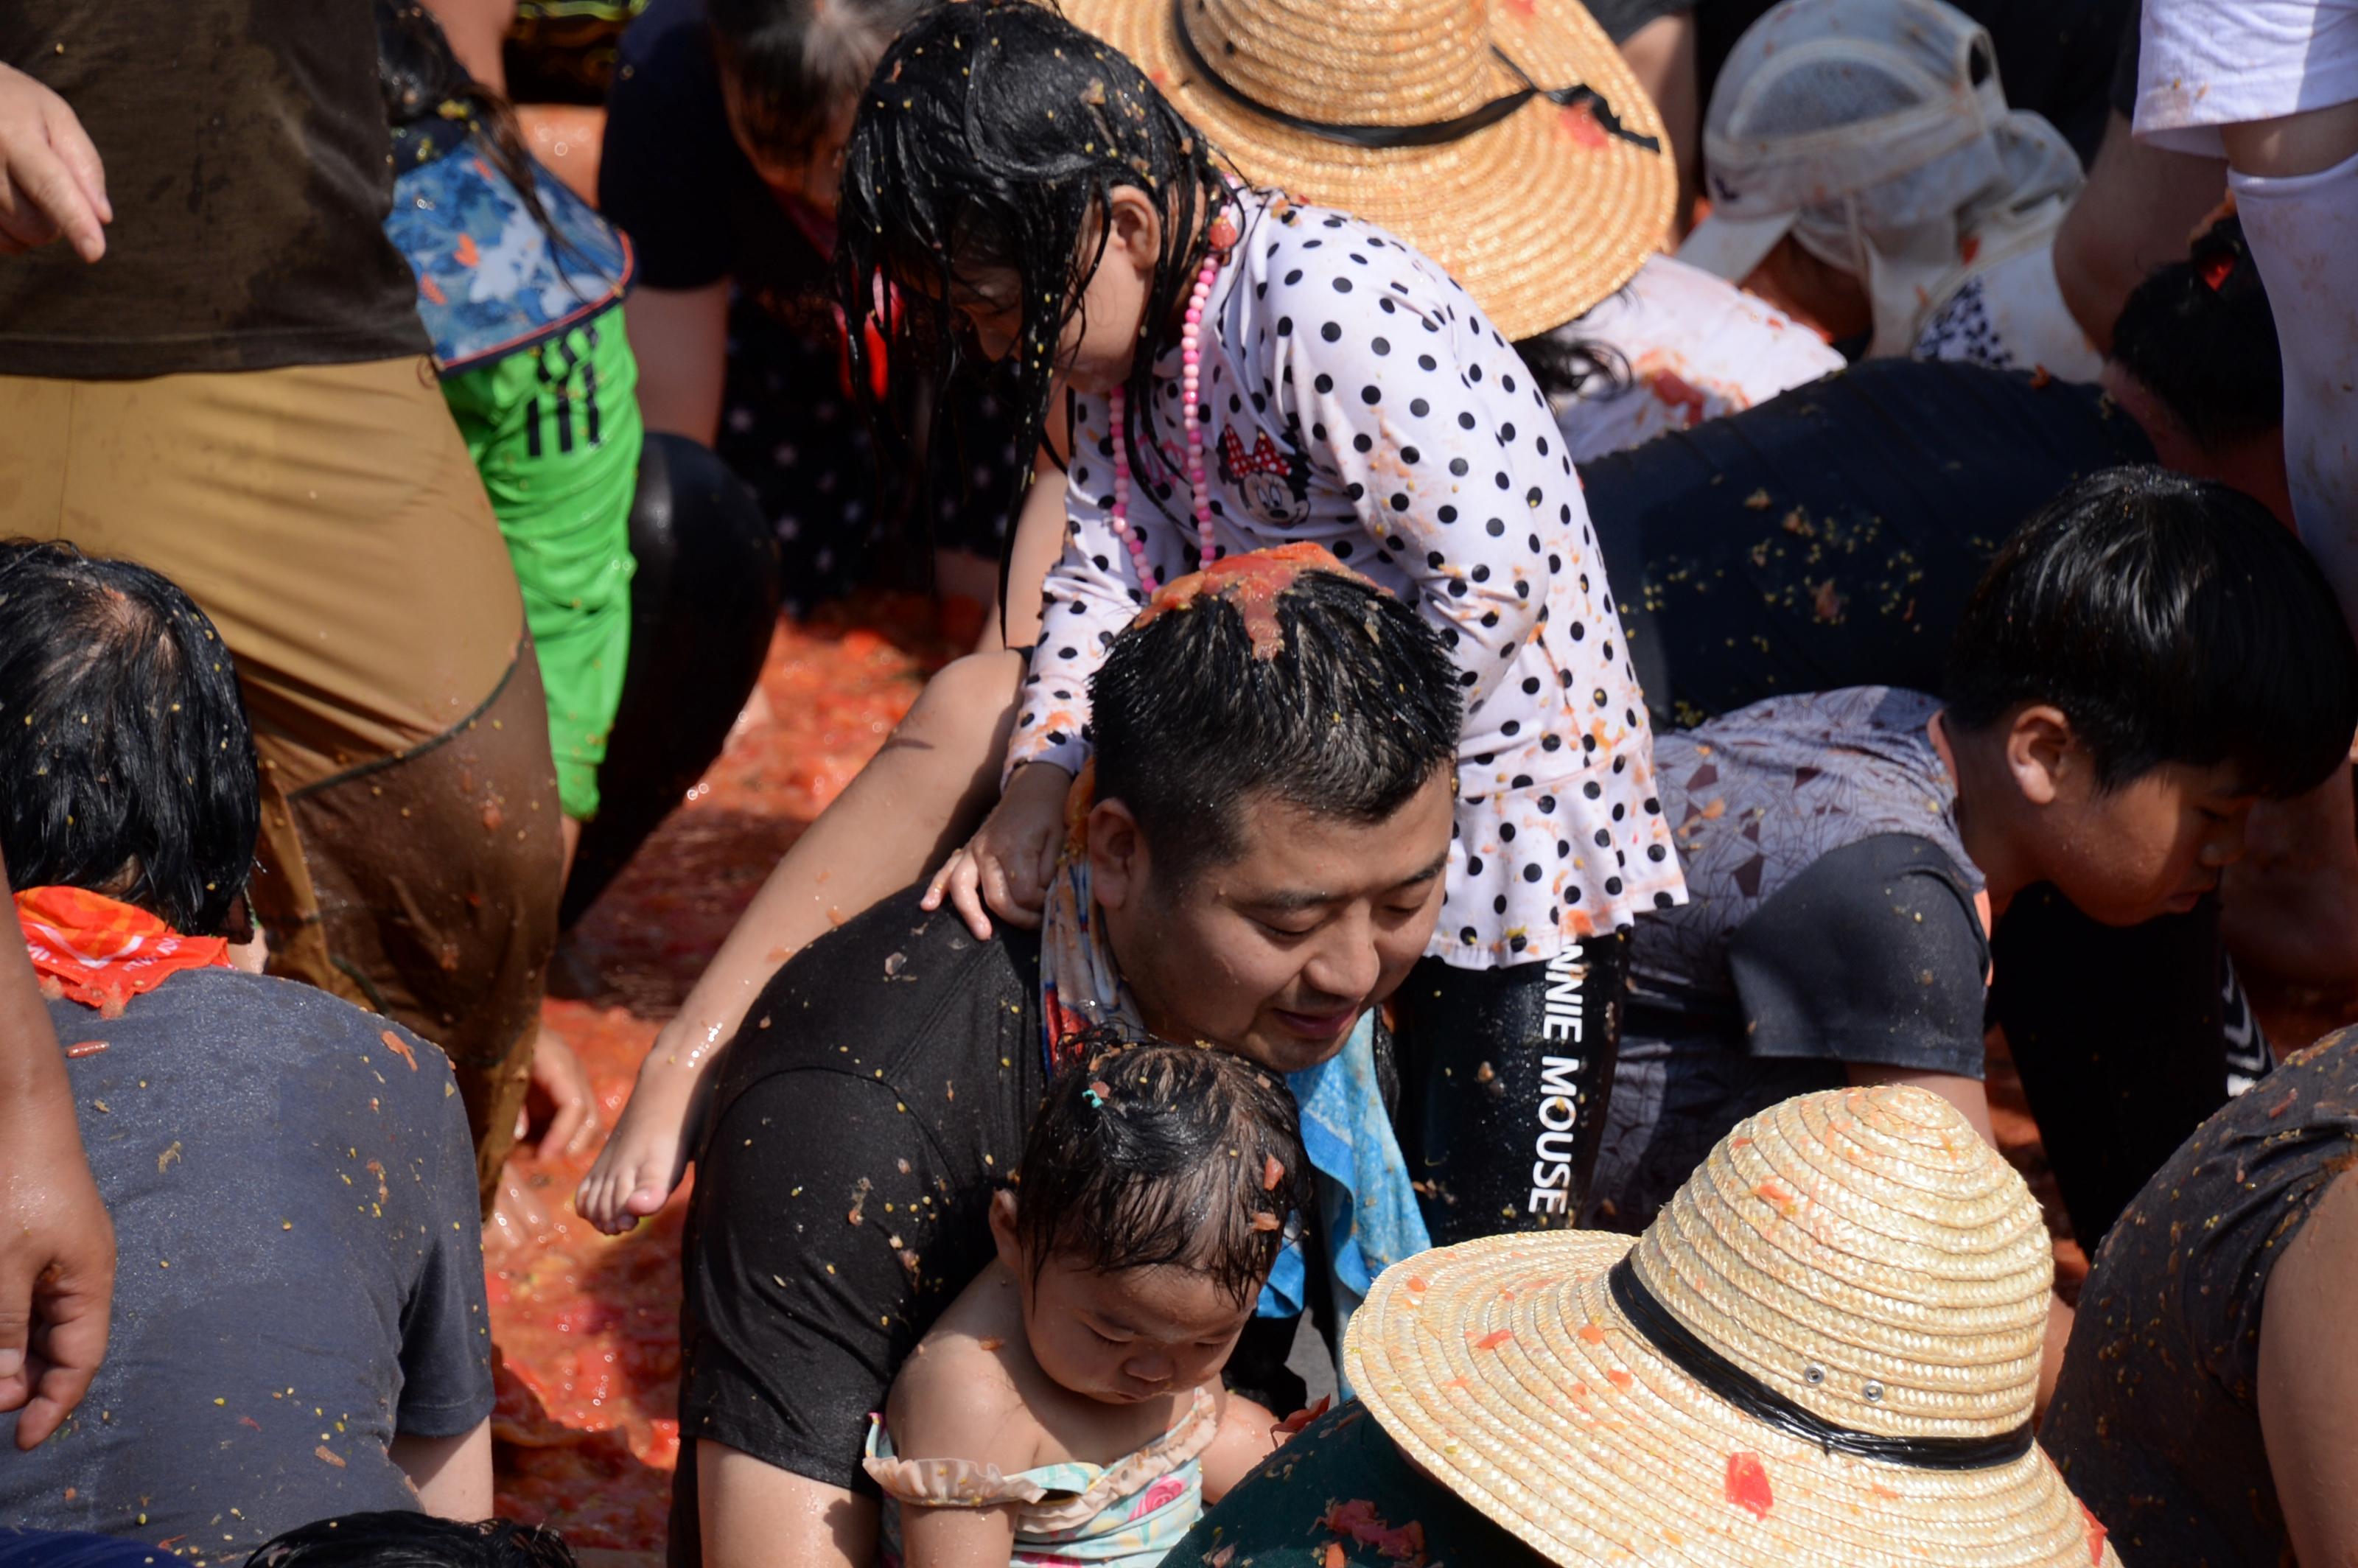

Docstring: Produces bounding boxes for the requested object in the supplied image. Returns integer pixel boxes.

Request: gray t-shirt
[1589,687,1991,1230]
[0,970,491,1555]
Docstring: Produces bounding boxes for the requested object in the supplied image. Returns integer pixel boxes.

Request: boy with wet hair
[1592,466,2358,1250]
[1572,215,2326,1250]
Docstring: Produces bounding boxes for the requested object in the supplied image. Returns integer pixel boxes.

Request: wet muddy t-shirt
[2044,1030,2358,1566]
[0,970,491,1557]
[672,888,1048,1566]
[1589,687,1990,1232]
[1580,359,2153,731]
[0,1,427,378]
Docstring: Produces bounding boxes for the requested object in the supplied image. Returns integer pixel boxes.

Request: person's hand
[573,1023,713,1235]
[517,1026,599,1161]
[0,1063,115,1448]
[483,1164,553,1255]
[0,62,110,262]
[920,762,1072,938]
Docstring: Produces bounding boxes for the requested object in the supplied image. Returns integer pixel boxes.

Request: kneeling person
[1593,465,2358,1233]
[675,553,1462,1568]
[0,545,492,1544]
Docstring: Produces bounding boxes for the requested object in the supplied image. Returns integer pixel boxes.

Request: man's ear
[1088,797,1150,911]
[2004,703,2078,808]
[987,1187,1023,1274]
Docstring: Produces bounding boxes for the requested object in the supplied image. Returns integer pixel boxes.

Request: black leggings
[1396,937,1629,1247]
[559,434,782,928]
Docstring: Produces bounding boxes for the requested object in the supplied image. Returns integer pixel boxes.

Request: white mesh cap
[1678,0,2009,284]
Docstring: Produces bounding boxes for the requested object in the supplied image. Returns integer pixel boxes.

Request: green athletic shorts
[441,303,643,820]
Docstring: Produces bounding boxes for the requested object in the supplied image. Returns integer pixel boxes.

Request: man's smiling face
[1091,771,1455,1074]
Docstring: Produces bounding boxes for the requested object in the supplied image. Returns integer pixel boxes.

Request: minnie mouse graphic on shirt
[1220,426,1310,528]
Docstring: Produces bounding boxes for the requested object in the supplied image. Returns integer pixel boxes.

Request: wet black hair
[1015,1037,1311,1306]
[2108,214,2281,452]
[1090,564,1463,888]
[836,1,1228,533]
[710,0,929,167]
[247,1514,575,1568]
[1943,466,2358,798]
[1513,324,1631,403]
[0,542,259,936]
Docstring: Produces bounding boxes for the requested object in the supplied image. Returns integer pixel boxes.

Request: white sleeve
[1004,403,1147,782]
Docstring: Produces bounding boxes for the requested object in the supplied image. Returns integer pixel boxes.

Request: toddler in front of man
[863,1041,1307,1568]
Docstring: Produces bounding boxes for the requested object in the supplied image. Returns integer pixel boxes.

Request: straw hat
[1343,1086,2124,1567]
[1065,0,1676,340]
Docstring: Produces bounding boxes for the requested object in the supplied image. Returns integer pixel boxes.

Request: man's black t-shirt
[672,889,1047,1563]
[1581,359,2155,731]
[0,1,427,378]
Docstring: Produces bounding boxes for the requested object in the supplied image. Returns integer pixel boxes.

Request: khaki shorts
[0,357,564,1205]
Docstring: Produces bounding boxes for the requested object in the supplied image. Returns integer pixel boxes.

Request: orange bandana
[15,885,233,1015]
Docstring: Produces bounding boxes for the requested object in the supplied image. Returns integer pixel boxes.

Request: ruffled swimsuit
[864,1385,1217,1567]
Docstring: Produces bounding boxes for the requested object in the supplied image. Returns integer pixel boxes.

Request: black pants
[1396,937,1629,1247]
[560,434,783,928]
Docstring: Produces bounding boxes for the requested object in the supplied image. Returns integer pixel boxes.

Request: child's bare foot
[575,1040,704,1233]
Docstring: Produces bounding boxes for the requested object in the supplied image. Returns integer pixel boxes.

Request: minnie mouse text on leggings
[1529,945,1588,1216]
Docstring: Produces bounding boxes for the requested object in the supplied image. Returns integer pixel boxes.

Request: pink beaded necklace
[1105,210,1239,596]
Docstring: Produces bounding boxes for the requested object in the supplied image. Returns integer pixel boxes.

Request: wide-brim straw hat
[1065,0,1676,340]
[1343,1086,2125,1567]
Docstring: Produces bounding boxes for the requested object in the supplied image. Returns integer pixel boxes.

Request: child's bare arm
[572,649,1026,1234]
[895,1499,1026,1568]
[878,1332,1043,1568]
[1199,1384,1281,1503]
